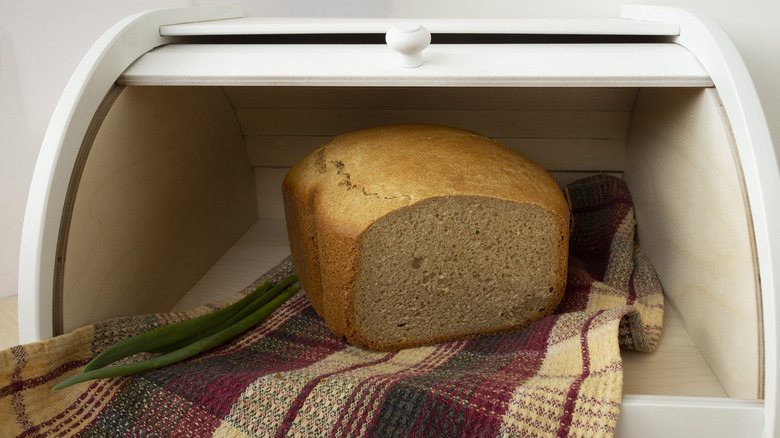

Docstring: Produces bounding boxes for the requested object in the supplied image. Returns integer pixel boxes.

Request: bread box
[17,5,780,437]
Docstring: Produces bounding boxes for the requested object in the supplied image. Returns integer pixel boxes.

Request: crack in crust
[326,159,412,201]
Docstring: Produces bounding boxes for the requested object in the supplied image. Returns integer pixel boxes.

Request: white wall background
[0,0,778,301]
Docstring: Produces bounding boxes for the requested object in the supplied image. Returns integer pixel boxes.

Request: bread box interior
[58,83,760,401]
[19,7,780,436]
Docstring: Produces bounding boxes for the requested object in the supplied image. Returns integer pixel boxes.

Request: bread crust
[282,124,569,350]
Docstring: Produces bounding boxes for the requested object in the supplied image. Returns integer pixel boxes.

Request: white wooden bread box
[17,5,780,437]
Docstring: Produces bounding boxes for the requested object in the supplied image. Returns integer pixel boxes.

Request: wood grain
[171,219,291,311]
[622,301,728,397]
[224,86,639,111]
[624,87,760,399]
[59,86,258,333]
[235,108,632,139]
[0,295,19,350]
[234,86,632,183]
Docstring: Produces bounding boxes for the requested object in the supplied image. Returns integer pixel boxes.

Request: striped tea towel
[0,174,663,437]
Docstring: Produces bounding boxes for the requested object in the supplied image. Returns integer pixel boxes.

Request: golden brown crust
[283,124,569,350]
[317,228,359,339]
[282,161,324,314]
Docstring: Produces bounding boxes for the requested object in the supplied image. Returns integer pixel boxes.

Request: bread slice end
[347,195,568,351]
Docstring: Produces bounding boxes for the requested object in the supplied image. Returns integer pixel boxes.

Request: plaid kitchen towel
[0,174,663,437]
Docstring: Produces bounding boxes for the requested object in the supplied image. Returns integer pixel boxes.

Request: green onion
[82,274,296,372]
[147,274,300,354]
[53,281,300,391]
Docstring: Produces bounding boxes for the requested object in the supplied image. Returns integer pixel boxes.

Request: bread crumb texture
[283,124,569,351]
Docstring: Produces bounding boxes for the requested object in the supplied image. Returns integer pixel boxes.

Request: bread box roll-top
[17,6,780,437]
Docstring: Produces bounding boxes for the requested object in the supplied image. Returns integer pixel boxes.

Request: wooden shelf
[172,217,728,398]
[171,219,291,312]
[623,302,727,397]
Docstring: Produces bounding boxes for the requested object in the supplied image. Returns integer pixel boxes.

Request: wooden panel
[616,396,763,438]
[60,86,257,333]
[235,108,632,139]
[246,136,331,167]
[172,220,291,311]
[224,87,639,111]
[255,167,289,220]
[500,139,625,170]
[246,136,625,171]
[0,296,18,350]
[622,301,727,397]
[624,87,760,399]
[237,87,632,173]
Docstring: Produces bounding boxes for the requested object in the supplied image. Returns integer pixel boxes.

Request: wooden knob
[386,23,431,68]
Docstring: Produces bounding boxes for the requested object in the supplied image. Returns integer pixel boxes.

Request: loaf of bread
[282,124,569,351]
